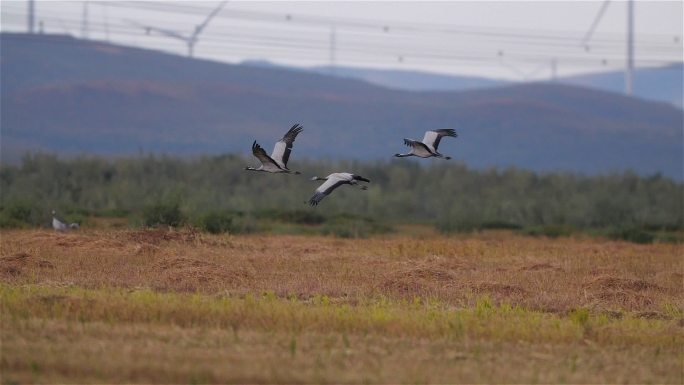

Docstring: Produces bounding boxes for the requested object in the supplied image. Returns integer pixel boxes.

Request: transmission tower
[626,0,634,95]
[128,1,228,58]
[330,26,337,76]
[81,1,89,39]
[582,0,635,95]
[27,0,35,33]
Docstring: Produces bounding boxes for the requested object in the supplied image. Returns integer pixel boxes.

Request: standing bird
[245,123,303,174]
[308,173,370,206]
[394,129,458,159]
[52,210,79,231]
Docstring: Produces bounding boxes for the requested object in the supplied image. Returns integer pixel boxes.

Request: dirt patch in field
[152,256,254,292]
[588,289,655,310]
[520,263,563,272]
[584,275,663,292]
[426,256,476,272]
[583,275,665,310]
[377,278,431,296]
[394,266,456,282]
[20,232,125,249]
[0,252,55,277]
[589,267,619,276]
[376,265,453,297]
[468,282,527,297]
[126,228,201,245]
[125,229,207,256]
[154,257,216,270]
[54,236,91,248]
[634,311,670,320]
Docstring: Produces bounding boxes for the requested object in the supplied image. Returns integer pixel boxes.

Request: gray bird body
[52,210,79,231]
[246,124,303,174]
[308,172,370,206]
[52,216,68,231]
[395,129,458,159]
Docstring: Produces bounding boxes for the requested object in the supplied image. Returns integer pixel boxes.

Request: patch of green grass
[322,215,393,238]
[195,211,236,234]
[1,285,679,347]
[142,202,184,228]
[520,225,575,238]
[608,227,655,244]
[0,200,42,228]
[95,208,130,218]
[256,209,325,225]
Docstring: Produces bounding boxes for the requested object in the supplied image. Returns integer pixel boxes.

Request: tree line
[1,154,682,240]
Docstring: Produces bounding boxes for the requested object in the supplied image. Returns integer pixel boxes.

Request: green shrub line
[1,201,681,242]
[1,154,682,241]
[142,201,184,228]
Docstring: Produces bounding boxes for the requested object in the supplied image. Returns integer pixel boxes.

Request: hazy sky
[2,1,682,79]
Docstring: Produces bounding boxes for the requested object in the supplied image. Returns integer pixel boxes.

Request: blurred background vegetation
[1,153,682,243]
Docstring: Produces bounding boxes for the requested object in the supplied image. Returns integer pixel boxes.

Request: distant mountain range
[244,59,683,108]
[561,64,683,108]
[241,59,509,93]
[1,33,682,179]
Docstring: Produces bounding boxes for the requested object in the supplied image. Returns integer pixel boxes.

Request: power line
[2,2,682,81]
[4,11,679,60]
[100,0,678,44]
[582,1,610,47]
[27,0,35,33]
[3,30,678,71]
[5,5,680,55]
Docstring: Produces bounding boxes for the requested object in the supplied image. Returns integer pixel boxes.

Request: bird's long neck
[245,167,263,172]
[394,153,412,157]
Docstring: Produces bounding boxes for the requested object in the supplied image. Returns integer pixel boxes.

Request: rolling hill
[561,63,684,108]
[242,59,682,107]
[1,32,682,178]
[311,65,507,92]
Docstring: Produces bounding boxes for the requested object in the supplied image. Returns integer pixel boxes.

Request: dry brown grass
[1,228,683,383]
[1,229,681,313]
[3,317,680,384]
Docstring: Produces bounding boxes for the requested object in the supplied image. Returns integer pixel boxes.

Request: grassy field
[1,229,682,383]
